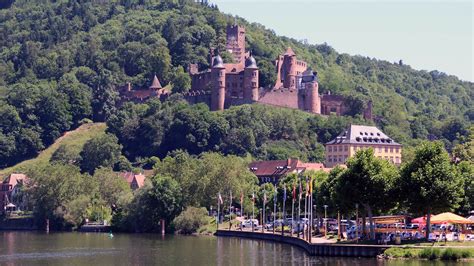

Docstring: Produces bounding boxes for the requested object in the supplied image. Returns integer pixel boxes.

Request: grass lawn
[0,123,107,177]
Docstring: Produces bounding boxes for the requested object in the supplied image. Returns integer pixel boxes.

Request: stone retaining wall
[216,230,389,257]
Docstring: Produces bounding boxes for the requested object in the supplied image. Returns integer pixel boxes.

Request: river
[0,231,468,265]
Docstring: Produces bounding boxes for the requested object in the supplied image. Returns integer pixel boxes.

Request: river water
[0,231,468,265]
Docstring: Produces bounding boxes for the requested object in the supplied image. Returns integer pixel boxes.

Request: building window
[390,147,393,153]
[384,156,388,160]
[328,156,332,162]
[344,146,348,151]
[378,147,382,153]
[396,148,399,153]
[390,156,394,162]
[385,147,388,152]
[395,157,400,163]
[328,146,332,152]
[252,72,257,77]
[339,146,343,152]
[252,82,256,87]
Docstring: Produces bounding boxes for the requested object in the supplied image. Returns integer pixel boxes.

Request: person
[442,230,447,244]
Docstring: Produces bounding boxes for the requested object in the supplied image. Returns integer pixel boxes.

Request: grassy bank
[0,123,106,177]
[384,247,474,261]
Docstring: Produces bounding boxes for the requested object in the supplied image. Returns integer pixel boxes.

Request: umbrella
[411,215,432,224]
[430,212,473,224]
[6,203,16,208]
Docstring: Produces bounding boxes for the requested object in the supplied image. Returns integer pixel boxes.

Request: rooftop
[326,124,401,146]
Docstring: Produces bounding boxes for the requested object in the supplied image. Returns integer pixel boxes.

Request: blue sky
[211,0,473,81]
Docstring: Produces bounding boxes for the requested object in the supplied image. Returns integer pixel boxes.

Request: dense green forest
[0,0,472,168]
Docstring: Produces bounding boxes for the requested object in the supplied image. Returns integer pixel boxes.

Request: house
[0,173,28,212]
[119,172,146,190]
[249,158,332,184]
[325,124,402,167]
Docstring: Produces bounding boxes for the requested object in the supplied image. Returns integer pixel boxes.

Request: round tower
[283,47,297,89]
[302,69,320,114]
[244,55,259,101]
[211,55,226,111]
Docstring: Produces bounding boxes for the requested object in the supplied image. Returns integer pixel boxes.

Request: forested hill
[0,0,472,167]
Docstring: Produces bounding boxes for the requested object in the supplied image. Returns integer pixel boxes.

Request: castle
[119,24,372,119]
[184,24,372,119]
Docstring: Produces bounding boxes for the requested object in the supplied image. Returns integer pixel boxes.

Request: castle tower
[211,55,226,111]
[149,75,162,90]
[226,24,246,64]
[244,55,259,101]
[302,69,320,114]
[283,47,297,89]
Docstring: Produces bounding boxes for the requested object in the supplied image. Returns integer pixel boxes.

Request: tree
[173,206,208,234]
[333,149,398,239]
[93,167,131,207]
[126,174,183,232]
[80,133,122,174]
[399,141,464,238]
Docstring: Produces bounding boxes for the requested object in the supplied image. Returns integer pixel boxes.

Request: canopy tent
[430,212,472,224]
[411,215,432,224]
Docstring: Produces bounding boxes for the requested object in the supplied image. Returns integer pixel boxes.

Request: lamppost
[355,203,359,243]
[324,205,328,238]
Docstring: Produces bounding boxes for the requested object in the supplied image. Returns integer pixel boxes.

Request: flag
[218,192,223,205]
[252,191,255,202]
[298,179,302,200]
[309,176,313,194]
[306,178,310,197]
[283,186,287,201]
[263,191,267,204]
[292,183,296,200]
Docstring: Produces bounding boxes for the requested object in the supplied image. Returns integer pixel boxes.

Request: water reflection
[0,232,470,265]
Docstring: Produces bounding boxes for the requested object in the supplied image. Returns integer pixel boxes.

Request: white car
[241,219,258,228]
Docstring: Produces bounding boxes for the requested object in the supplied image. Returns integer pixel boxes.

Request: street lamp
[324,205,328,238]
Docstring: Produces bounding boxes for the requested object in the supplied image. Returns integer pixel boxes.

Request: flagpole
[273,188,277,235]
[262,191,266,233]
[291,192,294,237]
[297,178,301,239]
[217,193,220,231]
[229,191,232,231]
[282,187,286,236]
[304,180,307,240]
[252,191,255,232]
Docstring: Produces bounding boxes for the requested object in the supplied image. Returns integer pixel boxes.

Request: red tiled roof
[149,75,162,89]
[3,173,27,187]
[134,173,146,188]
[249,159,300,177]
[283,47,296,56]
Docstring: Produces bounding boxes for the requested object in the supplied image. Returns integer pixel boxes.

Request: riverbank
[216,229,474,261]
[216,229,390,257]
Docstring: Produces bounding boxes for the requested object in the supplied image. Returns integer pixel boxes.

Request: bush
[384,247,417,258]
[173,207,209,234]
[420,248,441,260]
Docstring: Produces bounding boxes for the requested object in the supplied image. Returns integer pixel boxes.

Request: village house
[249,158,332,185]
[119,172,146,191]
[325,124,402,167]
[0,173,28,213]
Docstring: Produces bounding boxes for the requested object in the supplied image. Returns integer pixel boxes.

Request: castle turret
[244,55,259,101]
[302,69,320,114]
[283,47,297,89]
[226,24,246,64]
[211,55,226,111]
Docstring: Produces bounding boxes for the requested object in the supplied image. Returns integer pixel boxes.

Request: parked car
[406,223,419,229]
[241,219,258,228]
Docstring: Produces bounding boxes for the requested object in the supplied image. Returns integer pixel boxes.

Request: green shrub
[460,249,472,258]
[420,248,441,260]
[173,206,209,234]
[384,247,417,258]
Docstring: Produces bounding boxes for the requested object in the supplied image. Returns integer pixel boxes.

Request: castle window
[339,146,343,152]
[252,72,257,77]
[252,82,256,87]
[390,147,393,153]
[385,147,388,152]
[344,146,348,151]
